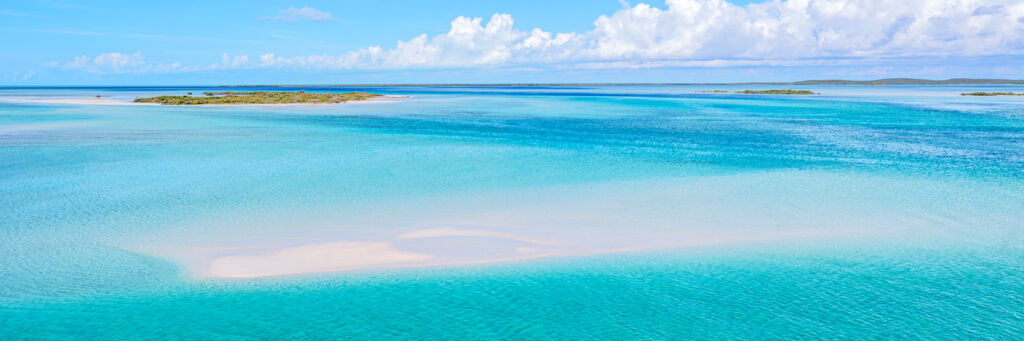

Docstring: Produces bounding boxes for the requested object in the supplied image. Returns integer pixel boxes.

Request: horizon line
[4,78,1024,88]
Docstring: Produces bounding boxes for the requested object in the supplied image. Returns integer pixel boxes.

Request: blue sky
[2,0,1022,85]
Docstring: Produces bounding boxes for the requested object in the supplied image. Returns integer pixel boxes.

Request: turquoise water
[2,85,1023,338]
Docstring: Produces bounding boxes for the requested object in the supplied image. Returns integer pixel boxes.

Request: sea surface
[2,85,1023,339]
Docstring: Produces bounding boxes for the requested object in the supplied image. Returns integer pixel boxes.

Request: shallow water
[2,85,1023,338]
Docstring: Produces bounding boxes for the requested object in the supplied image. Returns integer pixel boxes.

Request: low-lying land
[736,89,817,95]
[961,92,1024,96]
[699,89,817,95]
[134,91,381,105]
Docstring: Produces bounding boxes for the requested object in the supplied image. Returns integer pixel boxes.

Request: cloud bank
[56,51,187,74]
[49,0,1024,74]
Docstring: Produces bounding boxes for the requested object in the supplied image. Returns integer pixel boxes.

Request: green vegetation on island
[793,78,1024,86]
[960,92,1024,96]
[133,91,381,105]
[736,89,816,95]
[699,89,817,95]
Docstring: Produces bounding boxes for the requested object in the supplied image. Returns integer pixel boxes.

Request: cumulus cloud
[973,5,1006,16]
[49,0,1024,74]
[58,52,187,74]
[243,0,1024,70]
[262,6,334,22]
[210,53,252,69]
[249,13,574,69]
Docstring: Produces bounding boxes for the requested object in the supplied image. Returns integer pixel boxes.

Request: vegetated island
[133,91,381,105]
[961,92,1024,96]
[698,89,817,95]
[791,78,1024,86]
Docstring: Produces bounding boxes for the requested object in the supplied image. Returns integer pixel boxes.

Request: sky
[2,0,1023,85]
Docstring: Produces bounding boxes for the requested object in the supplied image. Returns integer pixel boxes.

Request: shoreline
[4,94,409,106]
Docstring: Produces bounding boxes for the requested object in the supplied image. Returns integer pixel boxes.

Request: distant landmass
[225,78,1024,87]
[789,78,1024,85]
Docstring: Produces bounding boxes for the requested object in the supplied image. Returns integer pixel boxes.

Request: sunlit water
[2,85,1023,338]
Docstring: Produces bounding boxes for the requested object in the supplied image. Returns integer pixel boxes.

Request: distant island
[736,89,816,95]
[961,92,1024,96]
[698,89,817,95]
[784,78,1024,86]
[222,78,1024,87]
[134,91,381,105]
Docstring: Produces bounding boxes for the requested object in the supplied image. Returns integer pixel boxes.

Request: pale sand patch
[206,241,432,278]
[194,230,558,278]
[181,226,845,279]
[135,171,937,279]
[395,227,559,245]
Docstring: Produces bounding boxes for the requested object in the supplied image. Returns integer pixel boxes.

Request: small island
[698,89,817,95]
[961,92,1024,96]
[735,89,816,95]
[133,91,381,105]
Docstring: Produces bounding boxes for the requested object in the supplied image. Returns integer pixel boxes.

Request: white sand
[168,225,841,279]
[196,227,560,278]
[395,227,558,245]
[206,241,432,278]
[134,172,892,279]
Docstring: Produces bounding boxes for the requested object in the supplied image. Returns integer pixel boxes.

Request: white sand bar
[207,241,433,278]
[169,225,841,279]
[198,227,565,278]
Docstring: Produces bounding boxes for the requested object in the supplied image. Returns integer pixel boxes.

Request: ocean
[2,85,1023,339]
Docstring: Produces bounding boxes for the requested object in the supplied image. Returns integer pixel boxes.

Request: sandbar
[154,225,842,279]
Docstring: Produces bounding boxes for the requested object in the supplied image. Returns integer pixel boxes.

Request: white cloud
[92,52,145,68]
[48,0,1024,74]
[246,0,1024,70]
[210,53,252,69]
[973,5,1006,16]
[250,13,584,69]
[58,52,187,74]
[262,6,334,22]
[3,71,36,81]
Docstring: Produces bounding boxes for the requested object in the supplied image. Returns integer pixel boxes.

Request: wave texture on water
[2,85,1024,338]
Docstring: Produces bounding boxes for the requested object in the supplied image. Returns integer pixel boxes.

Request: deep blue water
[2,85,1023,339]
